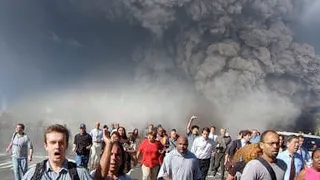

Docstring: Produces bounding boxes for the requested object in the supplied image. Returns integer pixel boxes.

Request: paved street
[0,153,225,179]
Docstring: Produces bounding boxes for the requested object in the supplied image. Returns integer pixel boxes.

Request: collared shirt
[157,149,202,180]
[240,139,248,147]
[297,147,311,165]
[22,160,92,180]
[250,136,261,144]
[187,132,199,151]
[89,128,103,143]
[208,133,218,141]
[277,150,304,180]
[11,133,33,158]
[191,136,215,159]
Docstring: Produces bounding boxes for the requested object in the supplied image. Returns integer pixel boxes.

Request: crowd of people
[5,115,320,180]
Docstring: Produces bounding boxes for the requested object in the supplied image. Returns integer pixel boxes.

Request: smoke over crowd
[1,0,320,134]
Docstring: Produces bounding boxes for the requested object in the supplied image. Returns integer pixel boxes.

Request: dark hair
[241,130,252,138]
[191,125,199,130]
[286,135,298,143]
[117,126,128,140]
[210,126,216,130]
[111,141,126,176]
[17,123,25,130]
[148,131,157,138]
[44,124,70,145]
[103,125,108,129]
[260,130,278,143]
[171,129,176,132]
[297,135,304,139]
[312,149,320,159]
[202,127,210,133]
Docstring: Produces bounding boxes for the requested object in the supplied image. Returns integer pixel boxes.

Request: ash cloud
[1,0,320,137]
[66,0,320,132]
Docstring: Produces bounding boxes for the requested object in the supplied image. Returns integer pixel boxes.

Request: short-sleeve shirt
[22,160,92,180]
[241,158,287,180]
[73,133,92,155]
[157,149,202,180]
[11,133,33,158]
[138,140,163,168]
[187,132,198,151]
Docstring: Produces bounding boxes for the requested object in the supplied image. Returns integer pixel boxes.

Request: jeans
[76,154,89,169]
[12,157,28,180]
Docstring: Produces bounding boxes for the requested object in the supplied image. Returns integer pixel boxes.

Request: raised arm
[186,115,197,134]
[95,129,112,179]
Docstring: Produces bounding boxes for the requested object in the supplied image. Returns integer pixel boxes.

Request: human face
[192,128,199,135]
[287,138,299,154]
[260,132,280,159]
[80,128,86,134]
[210,127,216,134]
[16,125,24,134]
[313,150,320,171]
[202,130,209,140]
[147,134,156,142]
[171,131,177,139]
[220,129,226,136]
[244,134,251,142]
[148,125,153,131]
[111,133,119,142]
[45,132,67,165]
[279,136,284,146]
[95,122,100,129]
[177,138,188,153]
[109,145,122,174]
[118,128,125,136]
[251,130,257,138]
[158,128,164,136]
[298,137,304,148]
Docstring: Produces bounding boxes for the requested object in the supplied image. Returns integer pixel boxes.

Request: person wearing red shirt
[135,131,164,180]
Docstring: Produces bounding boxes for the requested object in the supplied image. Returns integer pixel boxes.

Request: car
[277,131,320,152]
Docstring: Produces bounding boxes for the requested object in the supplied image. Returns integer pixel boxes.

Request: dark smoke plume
[58,0,320,132]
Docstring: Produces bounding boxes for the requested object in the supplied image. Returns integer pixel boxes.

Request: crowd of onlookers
[5,115,320,180]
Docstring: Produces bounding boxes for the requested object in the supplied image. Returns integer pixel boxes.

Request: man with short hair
[186,115,199,150]
[168,129,179,152]
[229,130,251,159]
[22,124,92,179]
[277,135,304,180]
[144,124,154,139]
[241,130,287,180]
[157,136,202,180]
[297,135,311,167]
[191,127,215,180]
[89,122,103,170]
[73,123,92,169]
[6,123,33,180]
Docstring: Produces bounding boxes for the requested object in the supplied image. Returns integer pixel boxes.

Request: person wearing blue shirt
[277,135,304,180]
[250,129,261,144]
[297,135,311,167]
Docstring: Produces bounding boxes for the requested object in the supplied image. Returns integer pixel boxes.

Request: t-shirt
[73,133,92,155]
[11,133,33,158]
[241,159,287,180]
[138,140,163,168]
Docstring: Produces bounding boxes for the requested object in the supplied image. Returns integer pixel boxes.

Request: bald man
[89,122,103,170]
[157,136,202,180]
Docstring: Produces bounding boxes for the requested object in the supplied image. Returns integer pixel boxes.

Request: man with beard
[157,136,202,180]
[22,124,92,180]
[277,135,304,180]
[241,130,287,180]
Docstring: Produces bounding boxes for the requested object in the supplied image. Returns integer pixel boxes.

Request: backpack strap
[257,157,277,180]
[31,159,48,180]
[68,161,80,180]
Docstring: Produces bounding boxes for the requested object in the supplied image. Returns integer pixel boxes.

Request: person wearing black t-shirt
[73,123,92,169]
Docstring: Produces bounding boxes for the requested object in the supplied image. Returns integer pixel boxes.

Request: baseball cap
[79,123,86,129]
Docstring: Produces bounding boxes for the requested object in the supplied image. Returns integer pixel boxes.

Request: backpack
[31,159,80,180]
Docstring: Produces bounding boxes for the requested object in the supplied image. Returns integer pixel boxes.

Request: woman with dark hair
[279,134,286,153]
[95,132,132,180]
[117,126,133,173]
[297,149,320,180]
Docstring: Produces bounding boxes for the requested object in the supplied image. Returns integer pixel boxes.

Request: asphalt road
[0,153,225,180]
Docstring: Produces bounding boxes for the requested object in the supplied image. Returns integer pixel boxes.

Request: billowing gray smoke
[66,0,320,132]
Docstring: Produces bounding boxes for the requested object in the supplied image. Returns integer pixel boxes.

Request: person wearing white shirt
[89,122,103,170]
[191,127,215,180]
